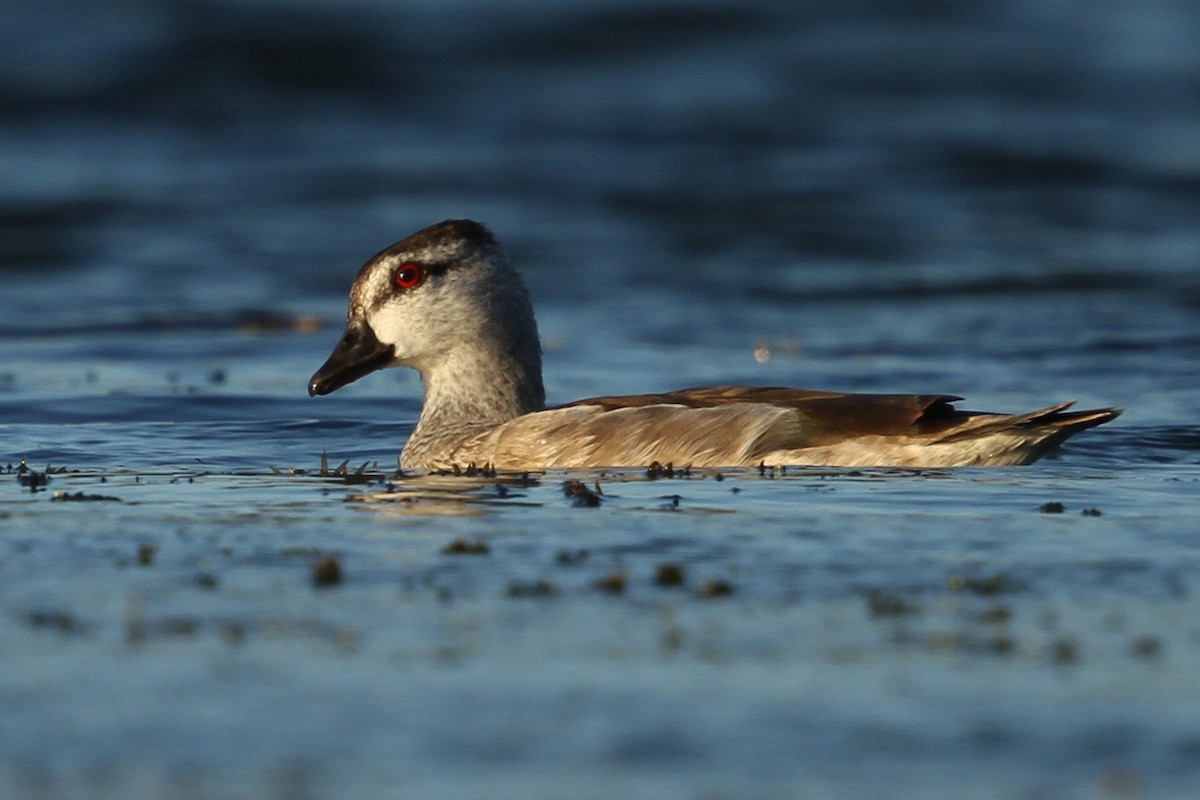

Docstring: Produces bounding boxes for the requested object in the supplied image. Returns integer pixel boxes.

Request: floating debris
[317,451,385,483]
[1049,636,1079,665]
[26,609,87,635]
[562,479,602,507]
[311,557,343,588]
[697,578,735,598]
[219,620,245,645]
[1130,635,1162,660]
[992,634,1018,655]
[756,461,787,478]
[194,573,220,590]
[1081,507,1102,517]
[647,461,673,479]
[1039,501,1066,513]
[50,491,121,502]
[506,579,557,598]
[17,469,50,492]
[948,574,1019,596]
[556,548,588,565]
[136,544,156,566]
[655,563,686,588]
[977,605,1012,625]
[127,616,201,643]
[594,572,627,594]
[17,460,68,477]
[446,462,497,478]
[865,589,919,618]
[442,537,490,555]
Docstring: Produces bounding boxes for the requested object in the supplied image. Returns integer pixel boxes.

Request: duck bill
[308,319,395,396]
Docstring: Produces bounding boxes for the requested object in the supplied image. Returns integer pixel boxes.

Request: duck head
[308,219,545,414]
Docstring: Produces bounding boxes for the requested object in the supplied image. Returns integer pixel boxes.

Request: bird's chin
[308,321,396,396]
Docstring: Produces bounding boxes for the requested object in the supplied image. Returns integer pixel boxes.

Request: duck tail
[937,402,1122,445]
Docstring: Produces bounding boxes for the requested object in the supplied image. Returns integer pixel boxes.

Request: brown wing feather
[556,385,964,437]
[556,386,841,411]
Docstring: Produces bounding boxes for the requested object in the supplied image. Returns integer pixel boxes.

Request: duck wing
[558,385,964,442]
[530,386,1120,468]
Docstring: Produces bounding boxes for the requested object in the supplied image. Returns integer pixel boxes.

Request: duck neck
[404,338,545,466]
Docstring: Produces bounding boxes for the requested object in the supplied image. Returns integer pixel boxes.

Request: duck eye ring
[394,262,424,289]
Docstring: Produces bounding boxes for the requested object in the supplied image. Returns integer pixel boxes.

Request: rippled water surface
[3,0,1200,798]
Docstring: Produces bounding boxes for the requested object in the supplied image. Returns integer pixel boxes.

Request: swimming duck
[309,219,1120,470]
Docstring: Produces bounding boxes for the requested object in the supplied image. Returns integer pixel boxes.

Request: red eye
[394,262,423,289]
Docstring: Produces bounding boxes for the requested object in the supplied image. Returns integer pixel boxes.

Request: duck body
[426,389,1115,471]
[309,220,1121,471]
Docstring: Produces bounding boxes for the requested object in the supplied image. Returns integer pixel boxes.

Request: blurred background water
[2,1,1199,798]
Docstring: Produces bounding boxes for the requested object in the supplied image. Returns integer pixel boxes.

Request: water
[2,0,1200,797]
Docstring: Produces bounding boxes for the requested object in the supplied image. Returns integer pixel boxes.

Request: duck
[308,219,1121,471]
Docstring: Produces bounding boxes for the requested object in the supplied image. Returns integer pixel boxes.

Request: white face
[361,270,432,370]
[354,250,493,372]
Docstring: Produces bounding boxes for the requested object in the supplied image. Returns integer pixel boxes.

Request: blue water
[3,1,1200,797]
